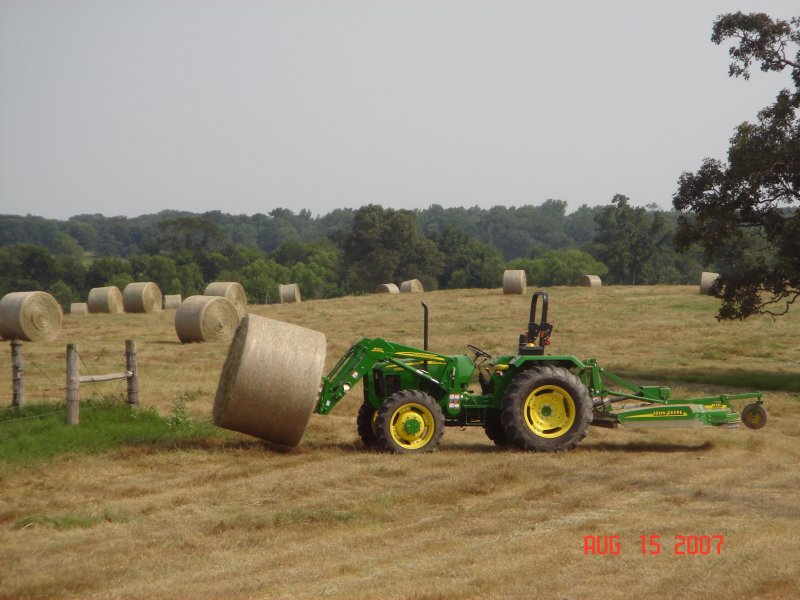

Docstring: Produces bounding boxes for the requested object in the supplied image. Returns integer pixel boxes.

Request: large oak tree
[673,12,800,319]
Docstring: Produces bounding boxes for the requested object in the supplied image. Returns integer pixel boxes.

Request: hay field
[1,286,798,599]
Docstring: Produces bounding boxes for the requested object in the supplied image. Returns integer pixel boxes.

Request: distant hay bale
[123,282,162,313]
[0,291,63,342]
[70,303,89,315]
[213,314,326,447]
[400,279,424,294]
[375,283,400,294]
[204,282,247,319]
[581,275,602,288]
[502,270,527,295]
[279,283,301,304]
[87,286,124,314]
[174,295,239,343]
[164,294,182,310]
[699,271,720,295]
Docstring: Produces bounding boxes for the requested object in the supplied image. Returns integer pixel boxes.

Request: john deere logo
[654,410,687,417]
[628,409,687,419]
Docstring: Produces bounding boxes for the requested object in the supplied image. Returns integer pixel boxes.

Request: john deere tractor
[315,291,765,453]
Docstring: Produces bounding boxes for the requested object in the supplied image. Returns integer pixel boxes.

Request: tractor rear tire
[501,366,592,452]
[484,409,509,446]
[375,390,444,453]
[357,402,379,448]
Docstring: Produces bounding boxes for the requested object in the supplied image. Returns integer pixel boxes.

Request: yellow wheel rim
[523,384,576,438]
[746,409,762,425]
[389,402,435,449]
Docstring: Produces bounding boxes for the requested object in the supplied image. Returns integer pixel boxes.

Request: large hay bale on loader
[204,282,247,319]
[213,314,326,447]
[174,295,239,343]
[88,286,124,313]
[123,282,162,313]
[699,271,719,295]
[503,270,527,295]
[0,291,62,342]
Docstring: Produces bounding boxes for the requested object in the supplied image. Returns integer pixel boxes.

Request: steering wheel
[467,344,492,360]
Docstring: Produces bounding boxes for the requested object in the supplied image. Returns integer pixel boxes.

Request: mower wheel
[501,366,592,452]
[484,409,510,446]
[375,390,444,453]
[741,403,767,430]
[356,402,379,447]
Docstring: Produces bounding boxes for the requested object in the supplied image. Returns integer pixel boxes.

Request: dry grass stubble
[0,286,798,599]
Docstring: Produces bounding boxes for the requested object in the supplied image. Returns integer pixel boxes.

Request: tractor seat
[518,343,545,356]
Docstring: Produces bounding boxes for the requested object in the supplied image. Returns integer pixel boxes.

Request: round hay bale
[502,270,527,295]
[400,279,424,294]
[123,282,162,313]
[87,286,124,314]
[374,283,400,294]
[164,294,183,310]
[213,314,326,447]
[174,295,239,343]
[279,283,301,304]
[70,302,89,315]
[0,291,63,342]
[700,271,720,295]
[204,282,247,319]
[581,274,602,288]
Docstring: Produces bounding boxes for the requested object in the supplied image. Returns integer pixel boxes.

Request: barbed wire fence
[1,340,138,426]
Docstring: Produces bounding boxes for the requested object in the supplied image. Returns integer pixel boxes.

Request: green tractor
[316,291,766,453]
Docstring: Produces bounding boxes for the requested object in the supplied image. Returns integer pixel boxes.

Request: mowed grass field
[1,286,798,599]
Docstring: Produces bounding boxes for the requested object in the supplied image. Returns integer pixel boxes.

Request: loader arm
[315,337,449,415]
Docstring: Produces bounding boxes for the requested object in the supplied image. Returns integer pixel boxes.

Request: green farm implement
[313,291,765,452]
[214,291,766,452]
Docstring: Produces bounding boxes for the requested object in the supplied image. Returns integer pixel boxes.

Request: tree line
[0,196,708,309]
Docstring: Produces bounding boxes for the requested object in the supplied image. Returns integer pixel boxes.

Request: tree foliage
[340,205,443,293]
[674,12,800,318]
[509,250,608,287]
[590,195,669,284]
[158,216,226,254]
[433,227,504,289]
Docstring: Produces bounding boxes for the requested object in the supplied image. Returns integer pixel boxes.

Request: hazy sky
[1,1,797,220]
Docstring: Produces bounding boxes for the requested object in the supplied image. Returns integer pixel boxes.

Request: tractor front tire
[501,366,592,452]
[375,390,444,453]
[357,401,379,448]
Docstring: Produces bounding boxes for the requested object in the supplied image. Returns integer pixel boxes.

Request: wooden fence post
[11,340,24,408]
[66,343,80,425]
[126,339,138,406]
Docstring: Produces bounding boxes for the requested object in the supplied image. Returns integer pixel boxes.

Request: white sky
[0,1,797,220]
